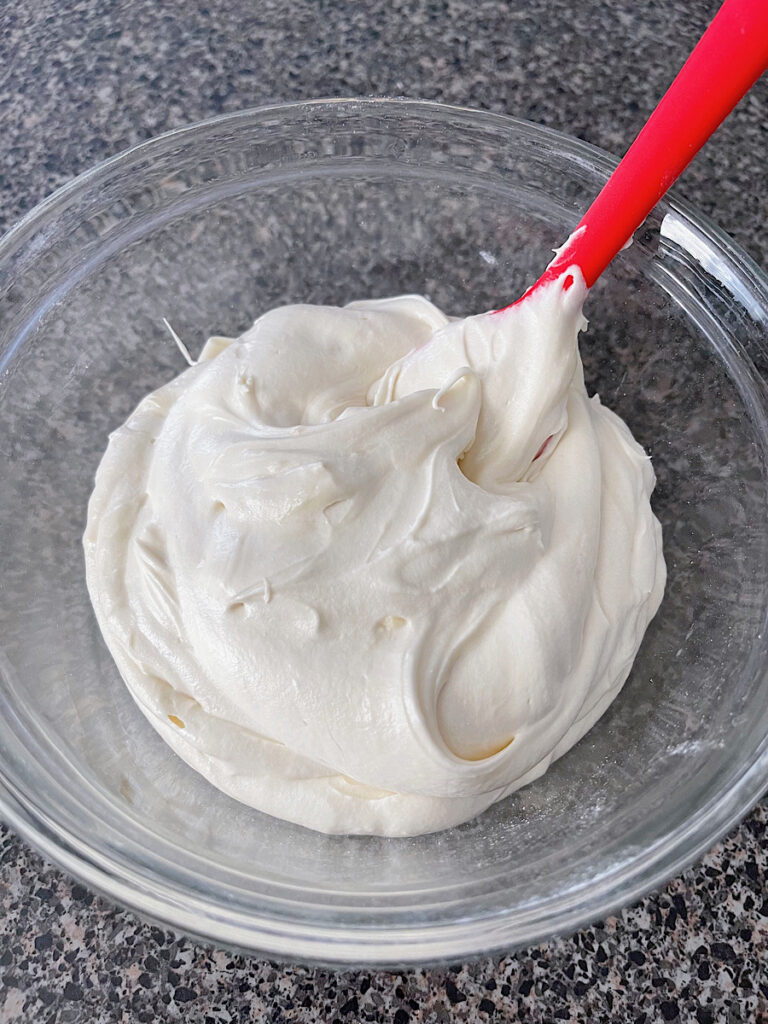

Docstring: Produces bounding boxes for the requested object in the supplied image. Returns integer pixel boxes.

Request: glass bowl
[0,99,766,966]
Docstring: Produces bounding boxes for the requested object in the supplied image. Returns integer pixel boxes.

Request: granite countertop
[1,1,767,1021]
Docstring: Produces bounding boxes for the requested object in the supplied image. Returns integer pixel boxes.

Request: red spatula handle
[537,0,768,293]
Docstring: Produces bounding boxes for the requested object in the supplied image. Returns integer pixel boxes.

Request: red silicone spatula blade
[500,0,768,312]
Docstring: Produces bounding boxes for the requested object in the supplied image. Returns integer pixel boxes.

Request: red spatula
[500,0,768,312]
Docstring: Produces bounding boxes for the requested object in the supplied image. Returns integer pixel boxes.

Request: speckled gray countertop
[1,1,767,1021]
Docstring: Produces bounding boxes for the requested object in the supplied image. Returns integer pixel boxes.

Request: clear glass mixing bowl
[0,99,766,966]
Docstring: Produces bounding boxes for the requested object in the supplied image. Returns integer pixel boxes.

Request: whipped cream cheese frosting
[84,272,666,836]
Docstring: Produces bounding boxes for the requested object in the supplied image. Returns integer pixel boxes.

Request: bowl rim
[4,95,768,304]
[1,96,767,965]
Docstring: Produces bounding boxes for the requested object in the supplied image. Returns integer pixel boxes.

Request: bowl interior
[0,102,766,961]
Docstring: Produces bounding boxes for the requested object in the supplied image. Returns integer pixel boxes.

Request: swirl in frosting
[84,273,665,836]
